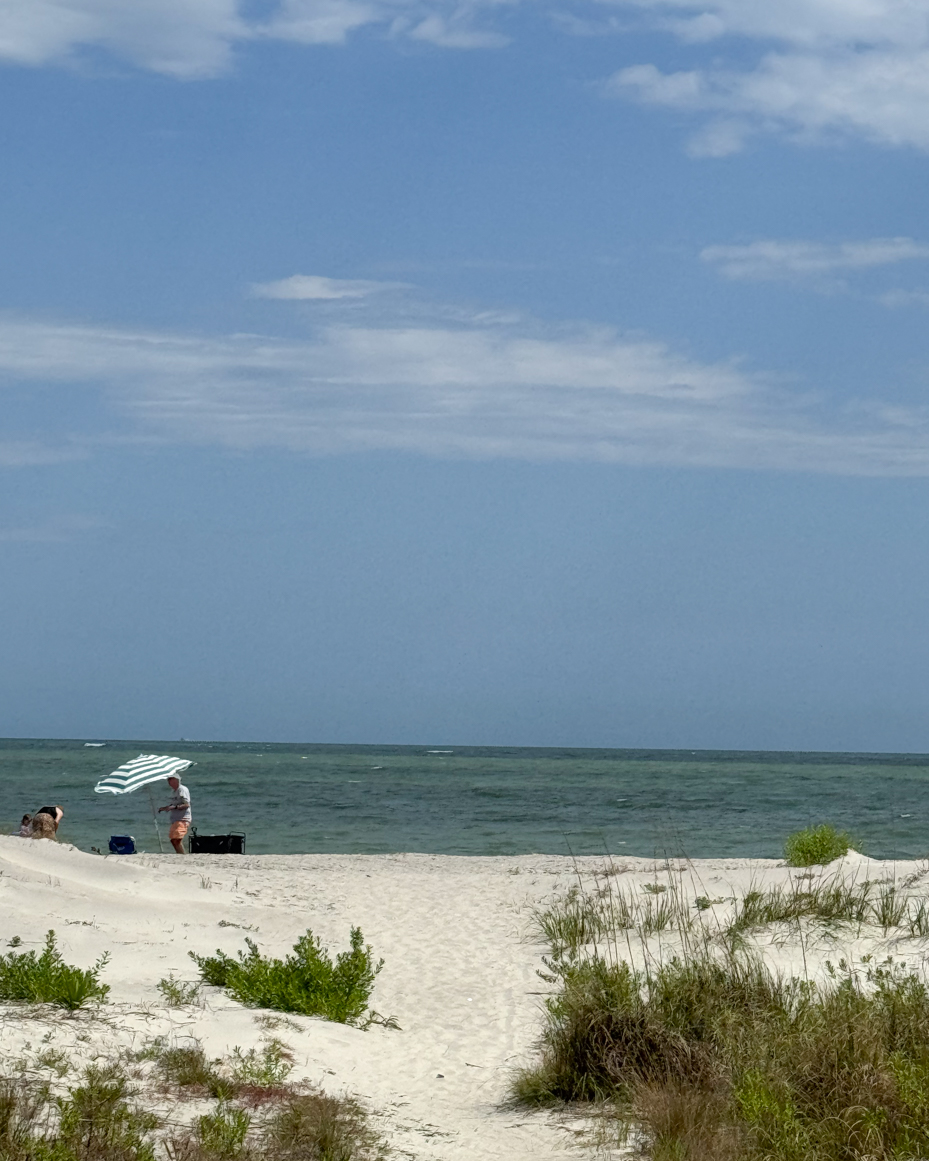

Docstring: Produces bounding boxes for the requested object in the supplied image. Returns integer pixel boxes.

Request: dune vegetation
[516,843,929,1160]
[0,1039,384,1161]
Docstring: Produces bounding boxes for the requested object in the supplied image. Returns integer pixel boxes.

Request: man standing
[158,775,191,854]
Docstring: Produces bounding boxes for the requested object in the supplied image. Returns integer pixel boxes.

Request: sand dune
[1,838,926,1159]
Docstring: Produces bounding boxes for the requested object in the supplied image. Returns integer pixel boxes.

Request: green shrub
[0,931,109,1009]
[783,824,850,867]
[190,930,383,1026]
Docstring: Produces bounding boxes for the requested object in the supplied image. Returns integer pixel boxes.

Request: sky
[2,0,929,750]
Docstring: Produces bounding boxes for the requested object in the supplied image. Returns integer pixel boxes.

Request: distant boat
[427,750,453,754]
[84,742,106,747]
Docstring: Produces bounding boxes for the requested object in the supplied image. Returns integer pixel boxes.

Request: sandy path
[0,840,602,1159]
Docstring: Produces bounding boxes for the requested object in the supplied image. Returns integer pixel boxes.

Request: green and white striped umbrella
[94,754,193,795]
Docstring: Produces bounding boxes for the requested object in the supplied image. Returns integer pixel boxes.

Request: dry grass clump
[144,1041,236,1100]
[165,1092,382,1161]
[143,1038,297,1105]
[265,1092,383,1160]
[726,878,873,937]
[516,951,929,1159]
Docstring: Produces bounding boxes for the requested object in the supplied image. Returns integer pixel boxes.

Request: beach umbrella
[95,754,194,851]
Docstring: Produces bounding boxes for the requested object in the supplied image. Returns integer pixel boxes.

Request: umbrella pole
[147,785,166,853]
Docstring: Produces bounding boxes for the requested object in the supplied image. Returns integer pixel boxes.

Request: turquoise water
[2,739,928,859]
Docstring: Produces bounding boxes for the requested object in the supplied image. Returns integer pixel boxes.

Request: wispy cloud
[879,288,929,309]
[701,238,929,285]
[251,274,407,300]
[0,514,109,543]
[3,310,929,475]
[0,439,88,467]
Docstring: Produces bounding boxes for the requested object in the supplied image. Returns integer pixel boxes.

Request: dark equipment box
[188,830,246,854]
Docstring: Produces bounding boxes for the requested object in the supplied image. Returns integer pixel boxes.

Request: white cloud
[3,311,929,475]
[0,0,246,78]
[605,0,929,153]
[4,0,929,161]
[626,0,929,51]
[701,238,929,283]
[251,274,406,300]
[0,0,505,76]
[2,0,929,164]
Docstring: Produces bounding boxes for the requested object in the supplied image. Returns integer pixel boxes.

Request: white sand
[1,838,927,1159]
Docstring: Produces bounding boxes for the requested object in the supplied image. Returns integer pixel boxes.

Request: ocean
[3,739,928,859]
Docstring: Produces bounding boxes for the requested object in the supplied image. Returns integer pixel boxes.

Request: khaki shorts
[168,821,190,841]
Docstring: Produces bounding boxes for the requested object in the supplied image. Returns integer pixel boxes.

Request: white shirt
[166,784,192,823]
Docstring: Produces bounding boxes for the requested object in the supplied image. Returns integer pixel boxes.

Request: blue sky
[2,0,929,749]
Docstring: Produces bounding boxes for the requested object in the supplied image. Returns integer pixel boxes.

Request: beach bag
[108,835,136,855]
[188,830,246,854]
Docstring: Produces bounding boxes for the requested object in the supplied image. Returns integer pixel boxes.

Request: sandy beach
[1,837,927,1159]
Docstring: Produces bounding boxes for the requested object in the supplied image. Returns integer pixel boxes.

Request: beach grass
[0,931,109,1010]
[190,929,383,1026]
[531,881,696,960]
[724,877,873,939]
